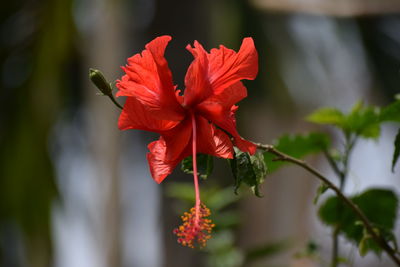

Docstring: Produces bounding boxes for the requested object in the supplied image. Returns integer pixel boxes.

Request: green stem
[324,150,342,178]
[324,148,343,267]
[256,143,400,266]
[108,94,123,110]
[340,133,356,189]
[328,133,356,266]
[332,226,340,267]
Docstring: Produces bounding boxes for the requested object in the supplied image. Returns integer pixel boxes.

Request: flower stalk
[191,113,201,228]
[173,112,215,248]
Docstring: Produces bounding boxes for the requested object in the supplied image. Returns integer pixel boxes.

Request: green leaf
[205,230,244,267]
[207,187,240,211]
[165,182,195,202]
[230,149,267,197]
[384,228,399,251]
[345,103,381,138]
[263,132,330,173]
[212,210,241,229]
[392,128,400,172]
[294,241,320,260]
[358,234,369,257]
[318,188,398,256]
[358,231,379,257]
[244,241,288,262]
[306,108,345,126]
[358,123,380,139]
[380,100,400,122]
[181,154,214,179]
[165,183,240,212]
[250,152,268,194]
[307,102,382,139]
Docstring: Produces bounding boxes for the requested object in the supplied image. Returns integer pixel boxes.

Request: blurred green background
[1,0,400,266]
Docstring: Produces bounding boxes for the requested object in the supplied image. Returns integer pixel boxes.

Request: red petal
[196,101,256,155]
[200,82,247,110]
[116,36,184,121]
[196,116,233,159]
[162,117,192,161]
[183,37,256,114]
[118,97,179,133]
[147,139,186,183]
[183,41,213,107]
[208,37,258,95]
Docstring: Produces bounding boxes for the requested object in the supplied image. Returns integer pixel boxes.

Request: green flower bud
[89,68,113,96]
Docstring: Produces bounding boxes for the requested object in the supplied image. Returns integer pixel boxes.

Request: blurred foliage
[204,230,244,267]
[319,188,398,256]
[308,98,400,139]
[307,101,381,139]
[230,97,400,262]
[307,98,400,174]
[166,182,287,267]
[263,132,330,173]
[307,98,400,261]
[166,182,243,267]
[293,241,321,263]
[244,241,288,263]
[0,0,76,266]
[181,154,214,180]
[379,95,400,122]
[166,183,240,222]
[392,128,400,172]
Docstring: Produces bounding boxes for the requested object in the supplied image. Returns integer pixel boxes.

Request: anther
[173,203,215,248]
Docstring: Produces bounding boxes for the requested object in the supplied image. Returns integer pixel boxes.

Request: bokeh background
[1,0,400,266]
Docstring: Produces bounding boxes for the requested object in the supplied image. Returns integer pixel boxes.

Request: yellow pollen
[173,203,215,248]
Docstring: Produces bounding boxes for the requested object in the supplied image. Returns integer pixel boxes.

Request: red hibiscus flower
[116,35,258,247]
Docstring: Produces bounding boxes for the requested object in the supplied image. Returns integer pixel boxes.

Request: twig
[256,143,400,266]
[322,149,343,266]
[323,150,343,178]
[326,133,357,266]
[108,94,123,110]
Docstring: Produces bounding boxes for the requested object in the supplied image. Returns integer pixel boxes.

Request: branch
[256,143,400,266]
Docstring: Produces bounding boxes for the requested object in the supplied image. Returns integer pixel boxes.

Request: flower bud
[89,68,113,96]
